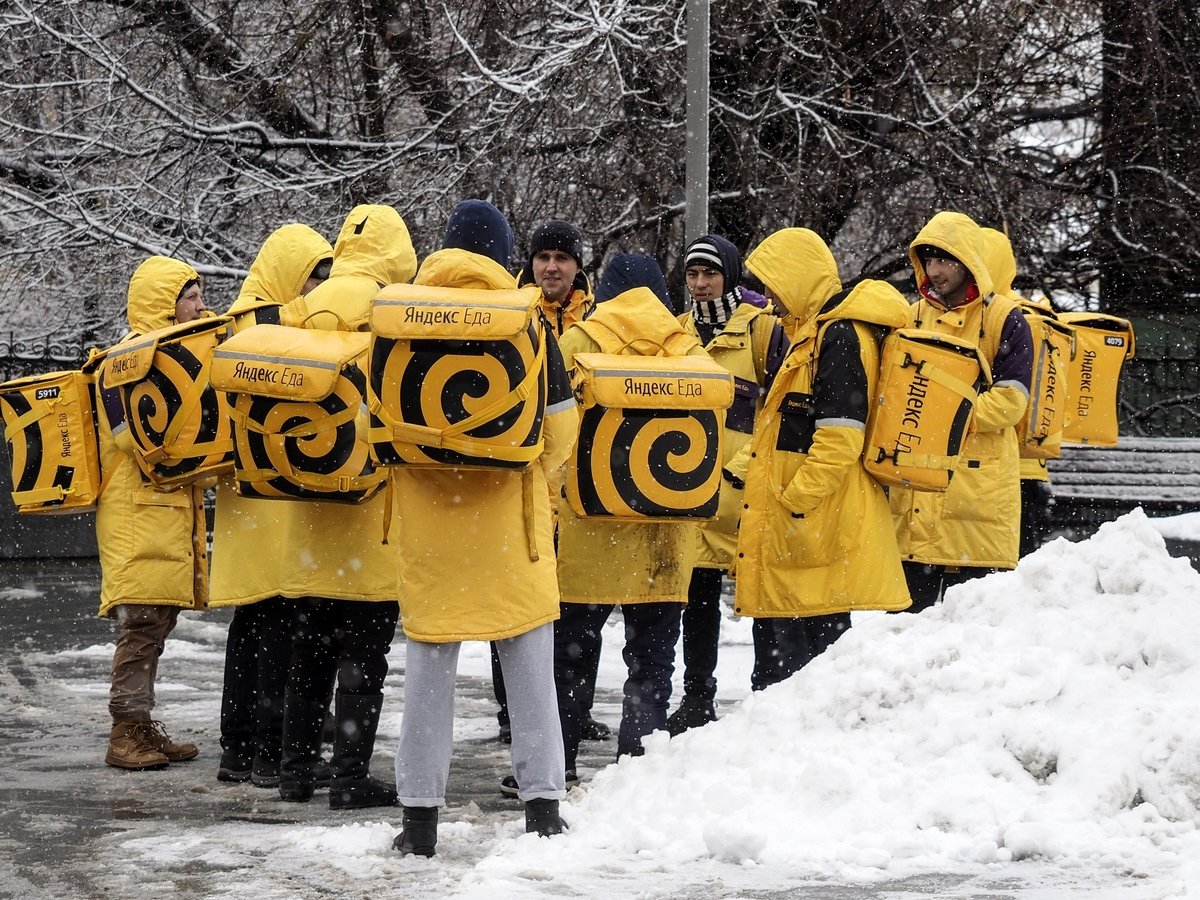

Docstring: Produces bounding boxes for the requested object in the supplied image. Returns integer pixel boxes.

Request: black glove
[722,468,745,491]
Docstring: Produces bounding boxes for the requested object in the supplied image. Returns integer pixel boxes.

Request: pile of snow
[468,510,1200,891]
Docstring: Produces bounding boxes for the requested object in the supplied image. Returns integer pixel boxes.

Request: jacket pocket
[129,486,193,563]
[766,494,836,569]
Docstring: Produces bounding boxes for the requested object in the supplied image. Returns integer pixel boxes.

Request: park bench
[1046,437,1200,562]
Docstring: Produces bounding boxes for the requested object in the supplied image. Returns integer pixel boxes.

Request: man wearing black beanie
[517,219,594,336]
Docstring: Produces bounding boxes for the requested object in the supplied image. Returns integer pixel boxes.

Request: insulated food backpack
[0,367,103,514]
[566,352,734,521]
[210,325,385,503]
[1015,302,1075,460]
[863,328,987,492]
[1059,313,1135,447]
[100,316,235,489]
[367,283,546,468]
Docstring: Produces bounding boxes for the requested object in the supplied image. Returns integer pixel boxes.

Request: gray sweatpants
[394,622,565,805]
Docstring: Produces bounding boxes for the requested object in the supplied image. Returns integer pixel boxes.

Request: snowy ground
[1,510,1199,899]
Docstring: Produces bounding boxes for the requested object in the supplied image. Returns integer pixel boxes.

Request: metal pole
[685,0,710,245]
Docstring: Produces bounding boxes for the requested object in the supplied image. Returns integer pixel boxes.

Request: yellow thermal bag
[566,352,733,521]
[368,283,547,468]
[100,315,234,489]
[0,368,103,514]
[864,328,987,492]
[210,325,384,504]
[1015,302,1075,460]
[1059,313,1135,447]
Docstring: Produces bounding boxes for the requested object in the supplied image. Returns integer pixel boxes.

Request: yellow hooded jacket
[209,223,335,607]
[266,205,417,603]
[555,287,707,605]
[680,303,785,569]
[390,248,578,641]
[95,256,208,617]
[889,212,1033,570]
[732,229,911,618]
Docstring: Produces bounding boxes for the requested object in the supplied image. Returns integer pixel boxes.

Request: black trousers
[219,595,297,759]
[1020,478,1053,558]
[287,597,399,701]
[554,602,613,771]
[679,567,723,701]
[900,562,993,614]
[750,612,851,692]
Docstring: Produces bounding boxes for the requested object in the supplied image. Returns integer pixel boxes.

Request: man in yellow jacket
[97,256,209,770]
[390,200,578,854]
[980,226,1055,558]
[268,204,417,810]
[210,223,333,785]
[889,212,1034,610]
[668,233,787,731]
[731,229,912,688]
[553,253,706,771]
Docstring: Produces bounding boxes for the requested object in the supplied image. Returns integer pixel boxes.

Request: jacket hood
[330,204,418,286]
[744,228,842,323]
[979,227,1017,298]
[415,247,519,291]
[909,211,994,303]
[126,256,200,333]
[227,223,333,315]
[818,279,912,331]
[582,287,689,352]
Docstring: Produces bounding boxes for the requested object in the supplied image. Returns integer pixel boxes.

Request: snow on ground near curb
[464,509,1200,894]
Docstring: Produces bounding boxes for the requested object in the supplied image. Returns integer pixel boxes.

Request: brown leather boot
[105,721,169,770]
[141,720,199,762]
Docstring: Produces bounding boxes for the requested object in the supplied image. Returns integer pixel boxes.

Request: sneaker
[105,722,169,771]
[500,771,579,798]
[580,717,611,741]
[142,720,199,762]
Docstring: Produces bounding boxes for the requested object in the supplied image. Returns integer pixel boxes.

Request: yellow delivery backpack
[0,365,103,514]
[1015,301,1075,460]
[1059,312,1135,447]
[864,328,987,492]
[101,315,234,489]
[566,352,734,521]
[367,283,547,469]
[210,325,384,504]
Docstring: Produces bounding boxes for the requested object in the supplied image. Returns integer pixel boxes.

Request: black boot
[278,691,328,802]
[525,798,566,836]
[392,805,438,857]
[665,694,717,737]
[328,692,398,810]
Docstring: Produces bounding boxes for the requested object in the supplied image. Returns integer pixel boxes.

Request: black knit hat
[529,219,584,268]
[442,199,514,268]
[914,244,963,268]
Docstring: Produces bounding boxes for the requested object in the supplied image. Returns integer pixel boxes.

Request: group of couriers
[95,201,1042,856]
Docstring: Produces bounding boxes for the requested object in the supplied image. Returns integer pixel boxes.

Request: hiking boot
[105,721,169,771]
[580,716,611,741]
[141,720,199,762]
[665,695,717,737]
[500,771,579,798]
[393,806,438,857]
[217,747,252,783]
[524,798,566,836]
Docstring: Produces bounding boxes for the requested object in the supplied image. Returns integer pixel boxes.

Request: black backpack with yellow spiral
[367,283,546,469]
[566,353,734,521]
[210,325,385,504]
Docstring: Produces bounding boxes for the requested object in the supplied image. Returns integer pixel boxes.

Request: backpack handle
[299,308,351,330]
[613,337,670,356]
